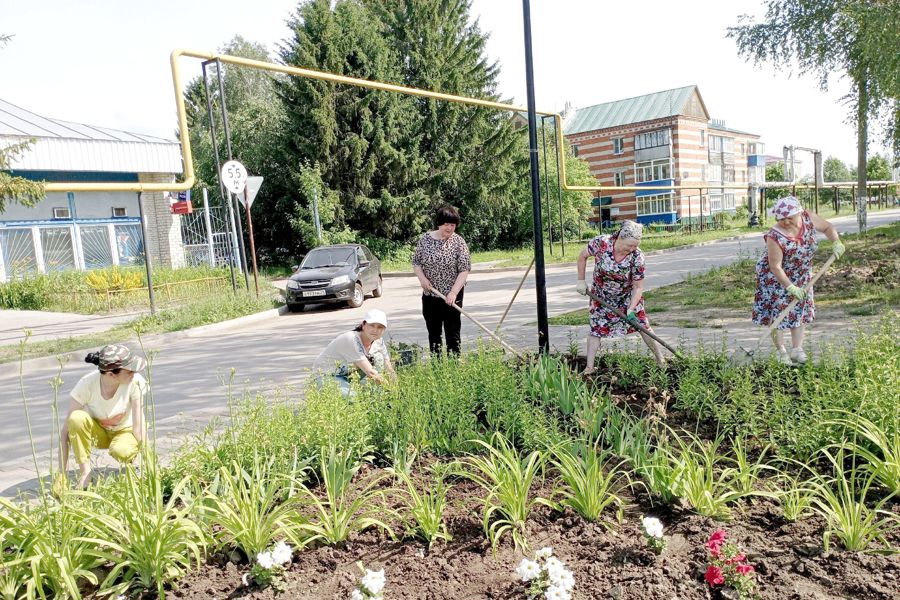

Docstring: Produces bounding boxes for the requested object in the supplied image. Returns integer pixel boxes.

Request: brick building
[564,86,765,226]
[0,99,185,281]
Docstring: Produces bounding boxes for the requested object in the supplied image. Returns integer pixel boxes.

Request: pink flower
[726,552,746,564]
[706,529,727,555]
[705,565,725,586]
[736,564,755,576]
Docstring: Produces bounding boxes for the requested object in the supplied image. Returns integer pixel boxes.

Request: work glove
[576,280,587,296]
[625,310,639,325]
[832,239,845,260]
[786,284,806,301]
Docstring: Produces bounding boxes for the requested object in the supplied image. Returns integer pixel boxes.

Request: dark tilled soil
[168,476,900,600]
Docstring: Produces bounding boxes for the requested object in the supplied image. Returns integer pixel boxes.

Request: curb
[8,305,289,370]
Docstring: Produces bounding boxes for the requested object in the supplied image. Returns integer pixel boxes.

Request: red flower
[706,529,727,555]
[736,564,755,576]
[726,552,746,564]
[705,565,725,586]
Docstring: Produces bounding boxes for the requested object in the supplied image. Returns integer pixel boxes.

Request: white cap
[362,308,388,327]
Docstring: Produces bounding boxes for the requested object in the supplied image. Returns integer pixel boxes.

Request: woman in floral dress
[576,220,665,373]
[751,196,844,365]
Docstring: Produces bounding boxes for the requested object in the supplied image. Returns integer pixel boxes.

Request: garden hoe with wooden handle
[738,252,838,361]
[585,290,683,359]
[429,288,524,359]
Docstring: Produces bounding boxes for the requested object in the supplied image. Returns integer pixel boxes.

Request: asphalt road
[1,209,897,490]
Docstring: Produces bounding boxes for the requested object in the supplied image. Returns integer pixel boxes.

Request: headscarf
[618,220,643,241]
[768,196,803,220]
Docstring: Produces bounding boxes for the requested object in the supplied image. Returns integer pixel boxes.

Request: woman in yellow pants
[59,344,148,489]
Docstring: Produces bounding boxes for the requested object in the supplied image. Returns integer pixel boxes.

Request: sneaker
[774,348,792,365]
[790,347,808,364]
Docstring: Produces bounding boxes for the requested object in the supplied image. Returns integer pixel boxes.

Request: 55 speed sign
[221,160,248,195]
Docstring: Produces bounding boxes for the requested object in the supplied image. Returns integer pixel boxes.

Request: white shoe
[790,347,808,364]
[774,348,793,365]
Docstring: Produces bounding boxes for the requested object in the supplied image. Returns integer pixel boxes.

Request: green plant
[809,448,899,553]
[201,454,307,559]
[0,497,100,600]
[523,354,587,415]
[389,464,452,548]
[774,472,815,522]
[72,459,207,598]
[728,437,779,495]
[287,447,394,546]
[461,433,551,551]
[550,441,625,523]
[833,414,900,494]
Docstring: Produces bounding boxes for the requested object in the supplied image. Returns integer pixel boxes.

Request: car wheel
[287,303,303,313]
[372,276,384,298]
[347,283,364,308]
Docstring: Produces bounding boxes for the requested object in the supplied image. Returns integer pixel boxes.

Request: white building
[0,98,185,281]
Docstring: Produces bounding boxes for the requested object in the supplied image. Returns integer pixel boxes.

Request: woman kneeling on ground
[59,344,148,489]
[312,308,396,396]
[576,220,665,374]
[751,196,844,365]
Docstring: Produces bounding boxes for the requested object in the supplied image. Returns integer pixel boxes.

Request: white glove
[576,280,587,295]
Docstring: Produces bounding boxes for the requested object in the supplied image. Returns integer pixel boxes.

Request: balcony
[635,179,675,197]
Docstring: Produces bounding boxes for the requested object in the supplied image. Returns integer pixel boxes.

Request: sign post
[237,175,264,298]
[221,160,250,289]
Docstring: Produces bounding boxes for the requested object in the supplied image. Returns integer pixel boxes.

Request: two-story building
[564,85,765,225]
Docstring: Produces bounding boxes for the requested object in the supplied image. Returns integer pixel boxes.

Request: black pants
[422,289,463,355]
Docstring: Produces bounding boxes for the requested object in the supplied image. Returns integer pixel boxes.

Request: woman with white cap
[312,308,396,396]
[752,196,844,364]
[59,344,148,489]
[576,220,665,374]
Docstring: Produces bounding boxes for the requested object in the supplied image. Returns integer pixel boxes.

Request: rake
[585,290,683,359]
[738,253,838,361]
[428,288,524,359]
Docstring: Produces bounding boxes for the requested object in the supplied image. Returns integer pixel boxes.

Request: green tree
[0,34,45,212]
[278,0,430,245]
[765,162,791,202]
[823,156,852,182]
[728,0,900,229]
[866,153,891,181]
[365,0,525,249]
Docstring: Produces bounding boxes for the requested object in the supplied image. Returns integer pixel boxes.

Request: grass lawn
[1,291,281,364]
[548,222,900,327]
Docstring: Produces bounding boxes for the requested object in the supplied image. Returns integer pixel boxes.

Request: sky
[2,0,888,173]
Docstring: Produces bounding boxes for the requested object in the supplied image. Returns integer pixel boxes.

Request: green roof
[565,85,706,135]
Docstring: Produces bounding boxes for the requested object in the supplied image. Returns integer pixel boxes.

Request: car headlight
[287,280,300,290]
[330,275,351,286]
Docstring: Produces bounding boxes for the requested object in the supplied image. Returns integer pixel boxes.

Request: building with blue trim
[0,99,184,281]
[564,86,765,226]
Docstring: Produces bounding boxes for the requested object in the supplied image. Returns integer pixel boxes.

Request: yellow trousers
[67,410,139,465]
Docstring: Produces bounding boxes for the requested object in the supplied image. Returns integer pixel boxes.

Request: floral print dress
[586,234,649,338]
[751,211,817,329]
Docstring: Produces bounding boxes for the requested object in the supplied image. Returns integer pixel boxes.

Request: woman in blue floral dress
[576,221,665,373]
[752,196,844,365]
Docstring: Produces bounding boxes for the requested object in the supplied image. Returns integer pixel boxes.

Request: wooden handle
[768,253,837,332]
[586,290,682,358]
[429,289,523,359]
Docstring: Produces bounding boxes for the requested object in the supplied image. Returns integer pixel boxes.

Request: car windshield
[301,248,355,269]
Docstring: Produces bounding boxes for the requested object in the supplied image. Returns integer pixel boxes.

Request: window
[634,128,670,150]
[739,143,745,155]
[708,192,736,213]
[723,166,735,183]
[614,171,626,186]
[634,159,671,183]
[613,138,624,155]
[701,165,706,181]
[699,130,706,147]
[636,193,674,216]
[112,207,127,218]
[707,164,723,182]
[52,207,71,219]
[572,145,579,157]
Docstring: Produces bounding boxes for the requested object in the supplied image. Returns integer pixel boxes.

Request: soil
[167,473,900,600]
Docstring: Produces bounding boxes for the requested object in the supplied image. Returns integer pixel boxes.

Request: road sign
[221,160,248,195]
[237,176,264,208]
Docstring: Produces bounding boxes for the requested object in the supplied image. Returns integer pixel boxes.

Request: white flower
[544,556,565,578]
[271,541,292,566]
[350,590,364,600]
[361,568,385,596]
[548,567,575,591]
[256,551,275,570]
[535,546,553,560]
[642,516,664,538]
[515,558,541,581]
[545,585,572,600]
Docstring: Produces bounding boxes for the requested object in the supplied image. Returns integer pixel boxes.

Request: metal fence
[180,205,233,268]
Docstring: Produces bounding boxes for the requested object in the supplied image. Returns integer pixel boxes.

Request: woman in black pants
[412,205,472,354]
